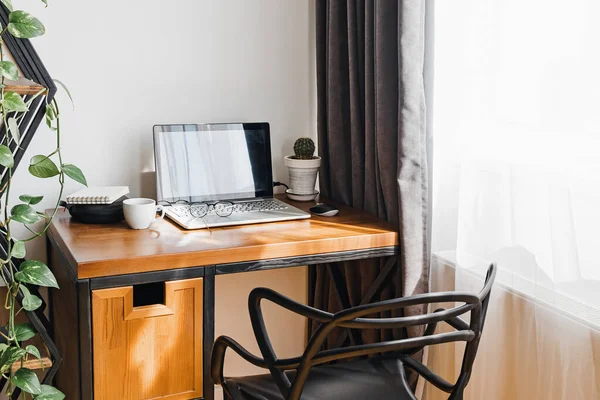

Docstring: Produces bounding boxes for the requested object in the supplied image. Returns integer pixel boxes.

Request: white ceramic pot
[284,155,321,195]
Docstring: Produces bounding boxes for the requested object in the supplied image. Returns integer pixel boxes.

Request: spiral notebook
[66,186,130,205]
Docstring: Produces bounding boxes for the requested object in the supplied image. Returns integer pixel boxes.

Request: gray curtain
[311,0,430,347]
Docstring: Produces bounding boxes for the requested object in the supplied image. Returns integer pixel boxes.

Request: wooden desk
[47,196,399,400]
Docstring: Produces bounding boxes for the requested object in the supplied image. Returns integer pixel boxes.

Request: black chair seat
[223,356,416,400]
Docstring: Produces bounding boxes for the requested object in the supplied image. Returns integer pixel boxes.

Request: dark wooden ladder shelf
[4,77,46,95]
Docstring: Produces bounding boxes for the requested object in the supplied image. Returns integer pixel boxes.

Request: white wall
[10,0,316,260]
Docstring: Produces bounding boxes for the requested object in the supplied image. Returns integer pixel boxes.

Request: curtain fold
[312,0,429,346]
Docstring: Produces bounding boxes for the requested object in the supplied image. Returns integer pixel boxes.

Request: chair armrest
[211,336,268,385]
[246,287,335,396]
[249,287,333,323]
[211,335,306,386]
[212,289,332,391]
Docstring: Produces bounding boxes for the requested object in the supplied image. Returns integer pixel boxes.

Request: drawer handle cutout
[133,282,165,307]
[92,279,203,321]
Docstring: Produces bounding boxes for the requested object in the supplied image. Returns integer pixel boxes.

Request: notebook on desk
[66,186,129,204]
[153,122,310,230]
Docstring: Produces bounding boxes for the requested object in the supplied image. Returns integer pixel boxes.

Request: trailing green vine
[0,1,86,399]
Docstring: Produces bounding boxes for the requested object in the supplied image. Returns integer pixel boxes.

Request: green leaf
[21,285,42,311]
[29,155,59,178]
[46,116,56,131]
[0,347,25,372]
[3,91,28,112]
[8,117,20,143]
[25,344,45,372]
[0,343,8,354]
[11,204,40,224]
[25,344,41,360]
[11,367,42,394]
[53,79,73,110]
[0,145,14,168]
[40,0,48,7]
[1,0,12,12]
[62,164,87,186]
[36,385,65,400]
[19,194,43,205]
[15,260,58,288]
[11,239,26,258]
[7,11,45,39]
[45,103,55,120]
[45,103,56,131]
[0,61,18,81]
[24,344,44,370]
[14,323,36,342]
[46,104,56,131]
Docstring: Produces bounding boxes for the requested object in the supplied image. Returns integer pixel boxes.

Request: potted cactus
[284,137,321,199]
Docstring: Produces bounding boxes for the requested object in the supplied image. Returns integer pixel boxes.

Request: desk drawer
[91,278,203,400]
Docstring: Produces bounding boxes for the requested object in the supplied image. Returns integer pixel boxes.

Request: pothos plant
[0,1,86,399]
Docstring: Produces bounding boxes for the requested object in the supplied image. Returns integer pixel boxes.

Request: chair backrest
[250,263,497,400]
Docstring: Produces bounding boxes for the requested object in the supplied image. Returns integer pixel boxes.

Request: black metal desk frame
[47,231,398,400]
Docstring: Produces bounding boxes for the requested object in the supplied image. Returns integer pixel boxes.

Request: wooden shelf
[11,356,52,372]
[4,77,45,96]
[9,334,53,372]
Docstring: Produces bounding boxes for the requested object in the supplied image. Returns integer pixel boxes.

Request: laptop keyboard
[231,200,288,213]
[170,200,288,217]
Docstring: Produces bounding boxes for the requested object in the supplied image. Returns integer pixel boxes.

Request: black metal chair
[211,264,497,400]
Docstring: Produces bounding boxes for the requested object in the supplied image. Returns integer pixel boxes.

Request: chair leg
[223,390,234,400]
[398,363,419,400]
[221,384,236,400]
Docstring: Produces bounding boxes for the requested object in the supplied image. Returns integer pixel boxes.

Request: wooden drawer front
[92,278,203,400]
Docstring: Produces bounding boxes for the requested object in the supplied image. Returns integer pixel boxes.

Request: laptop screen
[153,123,273,202]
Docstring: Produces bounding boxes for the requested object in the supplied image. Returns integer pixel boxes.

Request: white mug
[123,198,165,230]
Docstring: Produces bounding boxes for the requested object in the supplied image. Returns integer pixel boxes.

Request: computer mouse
[310,203,339,217]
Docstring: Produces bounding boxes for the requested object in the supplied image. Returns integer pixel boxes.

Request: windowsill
[432,252,600,331]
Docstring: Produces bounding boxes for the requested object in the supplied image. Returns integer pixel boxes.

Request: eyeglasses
[158,199,235,219]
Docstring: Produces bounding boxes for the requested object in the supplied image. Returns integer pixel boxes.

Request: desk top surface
[48,195,398,279]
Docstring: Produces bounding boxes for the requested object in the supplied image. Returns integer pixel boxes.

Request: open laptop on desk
[153,122,310,230]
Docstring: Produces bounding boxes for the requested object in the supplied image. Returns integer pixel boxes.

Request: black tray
[59,196,127,224]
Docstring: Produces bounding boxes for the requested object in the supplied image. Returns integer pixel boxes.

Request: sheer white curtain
[428,1,600,399]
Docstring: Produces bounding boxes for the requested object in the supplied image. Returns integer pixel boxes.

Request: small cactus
[293,137,316,159]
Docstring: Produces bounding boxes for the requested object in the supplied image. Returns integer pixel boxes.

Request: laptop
[153,122,311,230]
